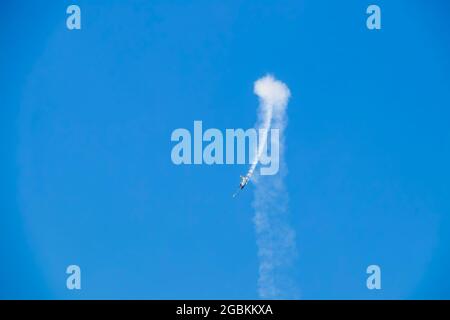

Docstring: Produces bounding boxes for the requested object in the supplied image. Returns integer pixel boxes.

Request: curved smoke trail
[246,75,289,180]
[249,75,298,299]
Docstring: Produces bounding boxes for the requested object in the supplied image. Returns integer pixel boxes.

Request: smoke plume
[249,75,298,298]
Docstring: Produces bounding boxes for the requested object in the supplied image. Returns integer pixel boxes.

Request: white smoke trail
[245,75,289,179]
[249,75,298,299]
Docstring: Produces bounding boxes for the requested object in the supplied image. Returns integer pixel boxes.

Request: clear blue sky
[1,0,450,299]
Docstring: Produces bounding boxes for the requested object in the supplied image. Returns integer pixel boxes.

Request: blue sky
[1,0,450,299]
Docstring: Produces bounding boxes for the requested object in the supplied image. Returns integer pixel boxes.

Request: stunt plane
[232,175,250,197]
[239,175,250,189]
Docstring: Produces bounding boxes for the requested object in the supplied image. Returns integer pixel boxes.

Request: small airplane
[239,175,250,189]
[233,175,250,198]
